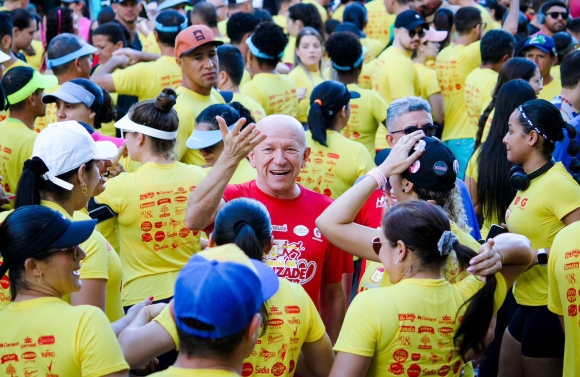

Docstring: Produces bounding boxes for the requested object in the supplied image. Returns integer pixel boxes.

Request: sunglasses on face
[408,29,426,39]
[38,245,80,261]
[120,129,135,139]
[547,11,568,19]
[390,123,438,137]
[372,237,388,255]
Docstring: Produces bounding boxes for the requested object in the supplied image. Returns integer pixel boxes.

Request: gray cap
[42,82,95,108]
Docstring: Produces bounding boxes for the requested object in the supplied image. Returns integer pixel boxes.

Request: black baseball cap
[401,137,458,192]
[394,10,428,30]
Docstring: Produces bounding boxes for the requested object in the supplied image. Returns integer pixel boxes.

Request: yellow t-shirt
[0,118,36,209]
[204,157,256,184]
[475,4,496,34]
[359,222,481,292]
[143,31,161,55]
[435,41,482,141]
[332,4,345,20]
[232,92,266,122]
[300,131,375,199]
[358,58,377,90]
[283,36,296,65]
[151,367,240,377]
[414,62,442,100]
[174,86,225,166]
[33,85,59,134]
[95,161,207,306]
[538,77,562,102]
[465,148,499,239]
[23,39,45,71]
[360,37,384,63]
[335,274,507,377]
[41,201,124,322]
[155,279,326,377]
[302,0,328,21]
[506,162,580,306]
[547,221,580,377]
[372,47,420,150]
[464,67,498,133]
[341,83,388,157]
[551,65,560,82]
[112,55,181,102]
[240,73,298,117]
[0,297,129,376]
[273,14,288,31]
[288,65,325,123]
[364,1,395,48]
[3,57,30,74]
[240,68,251,86]
[218,19,228,37]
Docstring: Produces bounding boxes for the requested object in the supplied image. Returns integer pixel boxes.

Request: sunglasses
[547,11,568,19]
[408,29,426,39]
[120,129,135,139]
[390,123,438,137]
[372,237,388,255]
[37,245,80,261]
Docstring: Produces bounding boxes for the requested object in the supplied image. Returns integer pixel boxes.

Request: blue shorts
[443,138,475,180]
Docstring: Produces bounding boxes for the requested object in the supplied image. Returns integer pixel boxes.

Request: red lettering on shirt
[568,288,576,302]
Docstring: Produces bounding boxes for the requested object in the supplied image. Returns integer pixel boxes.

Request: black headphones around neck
[509,158,555,191]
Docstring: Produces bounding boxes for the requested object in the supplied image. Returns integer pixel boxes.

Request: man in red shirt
[185,114,348,342]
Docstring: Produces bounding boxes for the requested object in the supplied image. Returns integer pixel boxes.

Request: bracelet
[367,168,387,189]
[493,245,505,264]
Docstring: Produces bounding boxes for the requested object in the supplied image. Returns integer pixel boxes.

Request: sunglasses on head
[408,29,426,39]
[547,11,568,19]
[391,123,438,137]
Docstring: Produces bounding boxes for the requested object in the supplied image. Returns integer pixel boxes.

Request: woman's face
[503,110,531,164]
[389,174,418,204]
[38,245,87,295]
[92,159,113,196]
[196,122,224,167]
[528,68,543,95]
[376,231,404,285]
[296,35,322,70]
[92,34,121,65]
[76,161,101,209]
[286,13,300,37]
[55,100,95,126]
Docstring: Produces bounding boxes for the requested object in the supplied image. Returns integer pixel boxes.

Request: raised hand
[379,130,426,177]
[217,115,267,164]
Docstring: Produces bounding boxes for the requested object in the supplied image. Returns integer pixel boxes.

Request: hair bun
[154,88,177,113]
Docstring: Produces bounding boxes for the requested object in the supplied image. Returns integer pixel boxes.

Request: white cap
[0,50,10,64]
[32,121,119,190]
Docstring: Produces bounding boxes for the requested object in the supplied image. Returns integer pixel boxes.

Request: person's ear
[12,27,19,39]
[24,257,43,280]
[176,57,183,69]
[396,240,410,260]
[386,133,395,147]
[301,146,311,169]
[217,70,228,89]
[137,132,146,146]
[114,40,124,50]
[153,30,160,43]
[528,129,540,146]
[402,178,414,194]
[89,111,96,119]
[208,233,216,248]
[341,105,347,118]
[1,35,12,51]
[264,235,274,255]
[501,54,510,64]
[248,150,256,168]
[246,313,262,344]
[295,19,304,30]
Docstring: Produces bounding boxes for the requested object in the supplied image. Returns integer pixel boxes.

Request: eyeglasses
[477,22,488,29]
[390,123,438,137]
[372,237,389,255]
[408,29,426,39]
[547,11,568,19]
[37,245,80,261]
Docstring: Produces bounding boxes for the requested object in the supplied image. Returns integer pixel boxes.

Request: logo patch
[433,161,448,176]
[193,30,206,41]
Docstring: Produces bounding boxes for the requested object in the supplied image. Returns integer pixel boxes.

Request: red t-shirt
[354,189,388,280]
[223,180,348,309]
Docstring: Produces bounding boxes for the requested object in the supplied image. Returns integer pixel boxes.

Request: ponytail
[453,244,498,361]
[308,81,353,147]
[308,100,330,147]
[232,220,264,261]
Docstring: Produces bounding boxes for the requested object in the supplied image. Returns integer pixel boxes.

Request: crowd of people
[0,0,580,375]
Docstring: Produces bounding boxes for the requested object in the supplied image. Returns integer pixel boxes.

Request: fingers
[216,116,229,138]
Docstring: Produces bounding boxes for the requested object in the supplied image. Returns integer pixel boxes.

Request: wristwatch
[537,248,548,266]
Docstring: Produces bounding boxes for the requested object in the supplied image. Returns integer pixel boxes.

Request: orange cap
[175,25,224,58]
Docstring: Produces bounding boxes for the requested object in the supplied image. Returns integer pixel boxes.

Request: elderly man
[376,96,481,240]
[186,114,348,343]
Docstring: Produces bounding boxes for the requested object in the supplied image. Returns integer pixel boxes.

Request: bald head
[256,115,307,149]
[191,2,219,28]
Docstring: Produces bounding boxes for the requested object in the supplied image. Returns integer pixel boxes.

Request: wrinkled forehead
[256,115,306,148]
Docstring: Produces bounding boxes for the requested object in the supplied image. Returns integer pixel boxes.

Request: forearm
[185,155,238,230]
[502,0,520,34]
[320,284,345,344]
[112,314,134,336]
[301,334,335,377]
[137,51,161,62]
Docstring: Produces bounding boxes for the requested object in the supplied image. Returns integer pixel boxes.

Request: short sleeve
[548,175,580,220]
[548,240,564,315]
[78,230,109,280]
[223,183,245,202]
[153,305,179,350]
[322,244,346,284]
[304,291,326,343]
[94,175,126,214]
[112,64,146,97]
[371,92,388,123]
[77,307,129,377]
[333,292,385,356]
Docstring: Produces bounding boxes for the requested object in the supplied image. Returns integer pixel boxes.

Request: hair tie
[57,9,62,35]
[233,219,248,235]
[437,230,458,257]
[23,157,49,178]
[314,99,322,106]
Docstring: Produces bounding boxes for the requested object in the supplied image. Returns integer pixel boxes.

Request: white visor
[115,115,177,140]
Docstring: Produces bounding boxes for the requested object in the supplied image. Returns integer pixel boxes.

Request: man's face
[396,27,425,52]
[387,110,433,146]
[208,0,228,20]
[113,0,140,24]
[178,44,219,90]
[249,120,311,198]
[544,5,568,33]
[525,47,555,77]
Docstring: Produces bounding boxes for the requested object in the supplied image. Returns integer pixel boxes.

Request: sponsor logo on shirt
[278,343,287,361]
[407,363,421,377]
[23,367,38,377]
[272,362,286,377]
[567,288,576,302]
[21,351,36,361]
[419,326,435,334]
[399,326,415,333]
[40,351,55,358]
[288,317,300,325]
[393,349,408,362]
[142,233,152,242]
[565,250,580,259]
[398,336,411,346]
[141,221,152,232]
[179,228,190,238]
[21,338,36,349]
[255,366,270,374]
[268,306,282,315]
[438,327,453,336]
[565,262,579,270]
[140,202,155,209]
[398,313,416,322]
[437,339,452,349]
[418,316,436,322]
[1,354,18,364]
[284,306,300,314]
[419,335,432,350]
[241,362,254,376]
[259,348,276,361]
[175,196,187,204]
[267,319,284,328]
[388,362,404,375]
[293,225,309,237]
[568,304,577,317]
[140,192,154,200]
[272,224,288,232]
[0,342,19,349]
[429,353,443,364]
[439,315,454,324]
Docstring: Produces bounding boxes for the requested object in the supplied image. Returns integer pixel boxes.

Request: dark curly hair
[325,31,362,72]
[226,12,259,45]
[480,29,515,65]
[45,7,76,49]
[288,3,324,37]
[250,22,288,68]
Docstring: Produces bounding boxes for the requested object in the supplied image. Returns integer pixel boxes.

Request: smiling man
[186,114,349,344]
[173,25,226,167]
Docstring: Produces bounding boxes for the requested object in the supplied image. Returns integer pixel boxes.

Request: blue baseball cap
[173,244,279,339]
[523,34,557,55]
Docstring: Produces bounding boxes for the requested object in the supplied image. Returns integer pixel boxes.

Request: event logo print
[266,240,316,285]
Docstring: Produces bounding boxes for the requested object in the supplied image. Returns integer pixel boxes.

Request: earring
[81,182,88,197]
[37,272,43,284]
[401,189,406,193]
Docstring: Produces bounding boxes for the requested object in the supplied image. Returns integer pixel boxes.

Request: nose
[76,245,87,261]
[56,107,66,119]
[273,149,286,165]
